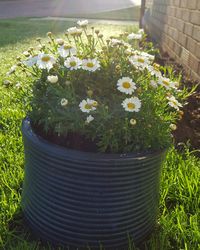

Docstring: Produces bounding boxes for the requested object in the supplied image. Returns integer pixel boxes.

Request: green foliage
[6,21,193,153]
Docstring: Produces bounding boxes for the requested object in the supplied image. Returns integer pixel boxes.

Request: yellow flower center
[70,61,77,67]
[153,63,160,71]
[64,45,72,50]
[41,56,50,62]
[87,62,94,68]
[172,100,178,106]
[163,80,170,86]
[84,104,92,110]
[138,58,145,63]
[122,82,131,89]
[127,103,135,110]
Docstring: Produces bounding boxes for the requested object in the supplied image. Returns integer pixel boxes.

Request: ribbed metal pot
[21,118,166,249]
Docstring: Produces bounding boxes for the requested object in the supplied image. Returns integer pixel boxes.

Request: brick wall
[144,0,200,82]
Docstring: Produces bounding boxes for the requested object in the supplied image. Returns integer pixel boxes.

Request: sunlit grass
[0,18,199,250]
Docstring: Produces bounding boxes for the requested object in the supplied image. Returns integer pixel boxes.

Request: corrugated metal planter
[21,117,166,249]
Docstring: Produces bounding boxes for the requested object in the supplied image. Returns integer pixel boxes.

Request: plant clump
[5,20,194,153]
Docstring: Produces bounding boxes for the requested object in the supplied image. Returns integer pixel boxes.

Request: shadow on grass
[0,18,75,47]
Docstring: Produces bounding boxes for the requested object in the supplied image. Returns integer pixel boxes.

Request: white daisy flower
[149,80,158,88]
[64,56,82,70]
[86,115,94,124]
[129,55,150,70]
[37,53,56,70]
[158,77,176,89]
[58,44,76,58]
[122,97,141,112]
[138,29,144,34]
[127,33,142,40]
[60,98,68,107]
[117,77,137,95]
[167,96,183,110]
[67,27,82,36]
[47,75,58,83]
[23,55,38,67]
[82,58,100,72]
[77,19,88,27]
[140,52,155,61]
[110,39,124,47]
[79,98,97,113]
[147,65,162,78]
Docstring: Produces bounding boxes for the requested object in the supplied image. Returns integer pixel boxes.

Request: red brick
[187,0,197,9]
[192,26,200,42]
[190,11,200,25]
[184,23,193,36]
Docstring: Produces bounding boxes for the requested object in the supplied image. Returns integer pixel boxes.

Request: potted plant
[7,20,192,249]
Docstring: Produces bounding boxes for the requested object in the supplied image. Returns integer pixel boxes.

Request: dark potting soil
[32,122,99,152]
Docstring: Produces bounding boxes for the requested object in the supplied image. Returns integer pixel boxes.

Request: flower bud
[92,101,98,107]
[47,32,52,37]
[47,75,58,84]
[56,38,64,45]
[130,119,137,126]
[115,65,121,72]
[60,98,68,107]
[178,110,184,116]
[95,29,100,34]
[36,37,41,42]
[87,90,93,97]
[137,87,142,94]
[169,124,177,130]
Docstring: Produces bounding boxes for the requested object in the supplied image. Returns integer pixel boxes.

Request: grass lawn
[0,18,200,250]
[67,7,140,21]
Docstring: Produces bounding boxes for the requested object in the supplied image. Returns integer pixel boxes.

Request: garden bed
[155,52,200,155]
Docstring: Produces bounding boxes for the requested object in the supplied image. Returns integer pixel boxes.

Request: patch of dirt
[156,52,200,154]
